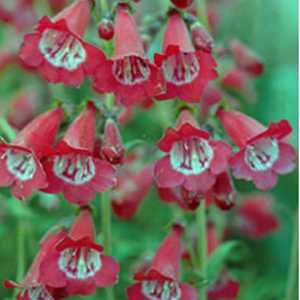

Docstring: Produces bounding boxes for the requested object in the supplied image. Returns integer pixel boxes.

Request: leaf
[6,198,34,219]
[207,240,249,284]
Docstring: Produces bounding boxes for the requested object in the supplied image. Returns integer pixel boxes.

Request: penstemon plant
[0,0,297,300]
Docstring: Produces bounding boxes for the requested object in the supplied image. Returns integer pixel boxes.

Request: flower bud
[102,118,125,165]
[192,23,214,53]
[170,0,193,9]
[98,18,114,40]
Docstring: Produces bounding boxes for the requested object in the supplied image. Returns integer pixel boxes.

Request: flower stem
[196,200,207,300]
[285,214,298,300]
[13,220,26,297]
[100,0,109,15]
[0,117,16,141]
[101,190,114,300]
[196,0,209,29]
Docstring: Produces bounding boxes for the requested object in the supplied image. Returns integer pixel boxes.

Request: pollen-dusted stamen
[112,56,150,85]
[170,137,214,175]
[39,29,86,70]
[245,138,279,171]
[5,149,36,181]
[59,247,102,280]
[28,286,54,300]
[53,154,96,185]
[162,52,200,86]
[142,280,182,300]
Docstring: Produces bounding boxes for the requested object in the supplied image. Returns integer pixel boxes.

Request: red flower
[7,90,40,130]
[154,12,217,103]
[4,230,68,300]
[0,0,37,31]
[42,103,117,206]
[112,165,153,219]
[92,4,164,106]
[221,67,256,101]
[39,207,120,296]
[206,172,237,210]
[200,83,223,119]
[127,225,198,300]
[208,273,240,300]
[217,109,296,190]
[229,39,264,77]
[101,118,125,165]
[0,108,63,199]
[237,194,279,239]
[19,0,106,87]
[154,110,232,193]
[158,185,204,211]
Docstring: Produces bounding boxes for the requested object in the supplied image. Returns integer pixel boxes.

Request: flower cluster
[5,207,120,299]
[19,0,217,105]
[0,103,117,204]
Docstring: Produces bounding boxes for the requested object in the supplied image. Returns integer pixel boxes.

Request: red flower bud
[230,39,264,77]
[171,0,193,9]
[7,90,41,130]
[98,19,114,40]
[192,23,214,53]
[102,118,125,165]
[237,194,279,239]
[207,172,237,210]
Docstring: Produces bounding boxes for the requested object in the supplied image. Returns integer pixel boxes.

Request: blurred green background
[0,0,298,299]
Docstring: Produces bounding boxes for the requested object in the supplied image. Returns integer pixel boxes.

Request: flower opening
[245,138,279,171]
[142,280,181,300]
[39,29,86,71]
[58,247,102,280]
[5,149,36,181]
[170,137,213,175]
[162,52,200,86]
[112,56,150,85]
[53,154,95,185]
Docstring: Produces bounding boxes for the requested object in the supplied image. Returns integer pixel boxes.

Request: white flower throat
[245,138,279,171]
[112,56,150,85]
[142,280,181,300]
[170,137,213,175]
[39,29,86,70]
[162,52,200,86]
[59,247,102,280]
[5,149,36,181]
[53,154,95,185]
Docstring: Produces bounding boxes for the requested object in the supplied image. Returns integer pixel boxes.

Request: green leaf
[207,240,249,284]
[6,198,34,219]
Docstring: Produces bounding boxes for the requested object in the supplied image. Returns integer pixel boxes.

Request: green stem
[13,221,26,298]
[100,0,109,14]
[285,214,298,300]
[196,200,207,300]
[101,190,114,300]
[0,117,16,141]
[196,0,209,28]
